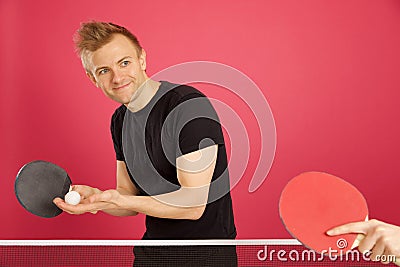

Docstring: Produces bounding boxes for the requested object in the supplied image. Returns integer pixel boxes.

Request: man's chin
[107,94,133,105]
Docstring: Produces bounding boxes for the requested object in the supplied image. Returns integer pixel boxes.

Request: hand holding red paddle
[327,219,400,264]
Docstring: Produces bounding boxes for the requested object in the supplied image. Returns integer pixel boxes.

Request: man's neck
[126,79,161,112]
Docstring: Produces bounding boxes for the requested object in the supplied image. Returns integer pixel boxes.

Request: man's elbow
[187,205,206,220]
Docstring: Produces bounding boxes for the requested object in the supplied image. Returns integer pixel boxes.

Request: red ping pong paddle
[280,172,400,265]
[279,172,368,255]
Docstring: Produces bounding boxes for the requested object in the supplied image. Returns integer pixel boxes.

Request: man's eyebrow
[94,56,133,74]
[117,56,133,64]
[94,65,108,74]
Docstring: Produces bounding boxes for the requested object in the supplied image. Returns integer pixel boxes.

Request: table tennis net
[0,239,389,266]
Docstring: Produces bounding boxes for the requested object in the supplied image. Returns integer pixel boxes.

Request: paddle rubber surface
[15,160,71,218]
[279,171,368,254]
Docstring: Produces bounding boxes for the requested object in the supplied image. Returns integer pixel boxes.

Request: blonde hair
[74,21,142,72]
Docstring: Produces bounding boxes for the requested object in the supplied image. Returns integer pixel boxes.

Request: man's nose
[112,69,124,84]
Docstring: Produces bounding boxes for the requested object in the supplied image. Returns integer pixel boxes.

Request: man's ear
[86,71,98,87]
[139,49,147,71]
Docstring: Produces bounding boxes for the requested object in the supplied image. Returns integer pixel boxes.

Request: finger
[382,249,399,265]
[53,197,64,205]
[72,185,93,198]
[89,190,113,203]
[53,198,74,210]
[64,203,96,214]
[369,241,385,261]
[326,221,369,236]
[358,232,378,255]
[53,198,74,211]
[53,198,92,214]
[380,249,392,264]
[80,198,92,204]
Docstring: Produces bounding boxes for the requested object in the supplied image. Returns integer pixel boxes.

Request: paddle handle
[352,234,400,266]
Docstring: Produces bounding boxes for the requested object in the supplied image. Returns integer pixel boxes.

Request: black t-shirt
[111,81,236,239]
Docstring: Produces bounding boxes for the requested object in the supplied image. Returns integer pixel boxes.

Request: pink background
[1,0,400,240]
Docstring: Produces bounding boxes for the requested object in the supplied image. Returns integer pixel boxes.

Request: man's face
[86,34,147,104]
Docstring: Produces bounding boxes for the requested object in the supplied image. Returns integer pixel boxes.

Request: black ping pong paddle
[15,160,72,218]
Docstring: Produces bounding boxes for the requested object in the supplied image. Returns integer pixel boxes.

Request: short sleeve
[110,106,126,161]
[172,93,225,157]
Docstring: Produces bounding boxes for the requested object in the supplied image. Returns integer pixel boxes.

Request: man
[53,21,237,266]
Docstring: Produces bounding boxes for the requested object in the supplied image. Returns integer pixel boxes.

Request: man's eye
[121,60,130,67]
[98,69,109,75]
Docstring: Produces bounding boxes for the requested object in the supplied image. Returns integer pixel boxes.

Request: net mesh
[0,240,392,266]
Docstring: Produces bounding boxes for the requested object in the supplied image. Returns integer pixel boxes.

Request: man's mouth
[113,82,131,90]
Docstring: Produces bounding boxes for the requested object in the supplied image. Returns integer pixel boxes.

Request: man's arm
[116,144,217,220]
[54,145,217,220]
[101,160,139,216]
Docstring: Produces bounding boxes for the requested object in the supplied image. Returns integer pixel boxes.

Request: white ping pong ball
[65,191,81,205]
